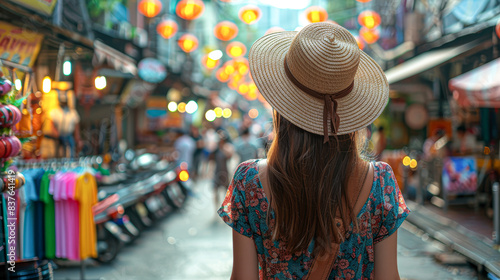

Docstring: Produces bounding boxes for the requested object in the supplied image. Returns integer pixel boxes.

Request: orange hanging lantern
[178,34,199,53]
[265,26,285,35]
[228,78,240,90]
[246,89,258,101]
[358,10,381,29]
[496,19,500,39]
[305,6,328,23]
[157,20,178,39]
[239,5,261,25]
[216,68,230,82]
[226,42,247,58]
[233,58,249,75]
[138,0,162,18]
[237,83,249,95]
[360,27,380,44]
[355,36,365,50]
[356,0,372,2]
[214,21,239,41]
[202,55,220,70]
[176,0,205,20]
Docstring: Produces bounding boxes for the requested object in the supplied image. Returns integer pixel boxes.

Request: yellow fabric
[75,173,98,259]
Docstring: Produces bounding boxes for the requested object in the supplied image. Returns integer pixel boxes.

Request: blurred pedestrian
[423,129,446,161]
[234,127,259,163]
[213,131,234,214]
[190,125,204,180]
[218,23,409,279]
[174,129,196,173]
[452,124,476,155]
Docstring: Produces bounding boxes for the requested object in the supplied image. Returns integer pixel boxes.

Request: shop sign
[442,157,477,195]
[138,58,166,84]
[0,21,44,68]
[9,0,58,16]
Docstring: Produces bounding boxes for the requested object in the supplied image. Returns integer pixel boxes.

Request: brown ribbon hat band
[284,57,354,143]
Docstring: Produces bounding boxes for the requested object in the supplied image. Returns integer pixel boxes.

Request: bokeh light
[248,108,259,119]
[168,101,178,112]
[222,108,232,118]
[178,102,186,113]
[205,110,216,122]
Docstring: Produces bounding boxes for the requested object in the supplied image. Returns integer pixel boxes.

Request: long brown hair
[266,111,366,256]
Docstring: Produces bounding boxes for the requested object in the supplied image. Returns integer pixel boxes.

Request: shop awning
[93,40,137,76]
[449,58,500,108]
[384,40,480,84]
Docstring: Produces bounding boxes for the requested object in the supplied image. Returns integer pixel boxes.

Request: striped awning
[449,58,500,108]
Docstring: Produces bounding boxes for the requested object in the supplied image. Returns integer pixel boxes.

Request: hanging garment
[32,170,45,260]
[20,168,44,260]
[64,172,80,260]
[75,173,98,259]
[51,172,69,259]
[40,171,56,259]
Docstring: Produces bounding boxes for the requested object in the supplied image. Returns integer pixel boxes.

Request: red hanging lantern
[360,27,380,44]
[176,0,205,20]
[496,19,500,39]
[358,10,381,29]
[214,21,238,41]
[355,36,365,50]
[178,34,199,53]
[138,0,162,18]
[356,0,372,2]
[265,26,285,35]
[216,68,230,83]
[305,6,328,23]
[233,58,249,75]
[201,55,220,70]
[157,20,178,39]
[239,5,261,25]
[226,42,247,58]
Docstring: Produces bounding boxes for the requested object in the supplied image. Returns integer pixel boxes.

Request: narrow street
[54,179,479,280]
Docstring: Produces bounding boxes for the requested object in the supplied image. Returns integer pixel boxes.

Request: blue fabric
[21,169,45,260]
[218,160,410,279]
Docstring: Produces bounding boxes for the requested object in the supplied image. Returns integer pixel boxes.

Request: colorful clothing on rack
[21,169,45,260]
[40,171,56,259]
[76,172,98,259]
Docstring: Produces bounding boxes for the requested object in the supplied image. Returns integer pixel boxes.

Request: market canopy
[449,58,500,108]
[93,40,137,76]
[384,40,480,84]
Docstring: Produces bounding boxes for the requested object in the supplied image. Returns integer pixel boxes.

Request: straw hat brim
[249,31,389,136]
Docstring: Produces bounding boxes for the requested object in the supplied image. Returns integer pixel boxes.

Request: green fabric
[39,171,56,259]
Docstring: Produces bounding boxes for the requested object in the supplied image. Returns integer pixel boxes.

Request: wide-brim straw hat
[249,22,389,139]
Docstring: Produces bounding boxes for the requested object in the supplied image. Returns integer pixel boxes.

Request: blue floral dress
[218,159,410,279]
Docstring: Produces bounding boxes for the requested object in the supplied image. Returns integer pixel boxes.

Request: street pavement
[53,179,478,280]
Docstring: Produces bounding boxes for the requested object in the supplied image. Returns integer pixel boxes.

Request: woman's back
[218,159,409,279]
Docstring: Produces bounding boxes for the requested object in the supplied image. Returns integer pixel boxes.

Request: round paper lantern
[226,42,247,58]
[178,34,199,53]
[233,58,249,75]
[356,0,372,2]
[358,10,381,29]
[157,20,178,39]
[305,6,328,23]
[214,21,238,41]
[237,83,249,95]
[176,0,205,20]
[360,27,380,44]
[138,0,162,18]
[496,19,500,39]
[265,26,285,35]
[355,36,365,50]
[239,5,261,25]
[202,55,220,70]
[216,68,230,82]
[228,78,240,90]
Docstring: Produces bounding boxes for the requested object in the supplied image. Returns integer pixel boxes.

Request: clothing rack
[3,158,102,280]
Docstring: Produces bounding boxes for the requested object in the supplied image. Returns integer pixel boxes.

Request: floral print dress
[218,159,410,279]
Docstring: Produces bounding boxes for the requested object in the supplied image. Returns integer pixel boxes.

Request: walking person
[234,127,259,164]
[213,131,234,214]
[218,23,409,279]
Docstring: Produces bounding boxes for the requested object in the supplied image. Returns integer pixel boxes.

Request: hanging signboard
[138,58,166,84]
[0,21,44,68]
[9,0,58,16]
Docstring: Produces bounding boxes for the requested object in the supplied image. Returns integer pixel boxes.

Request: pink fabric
[65,173,80,260]
[52,172,68,258]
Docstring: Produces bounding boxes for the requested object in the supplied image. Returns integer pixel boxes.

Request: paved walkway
[53,179,478,280]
